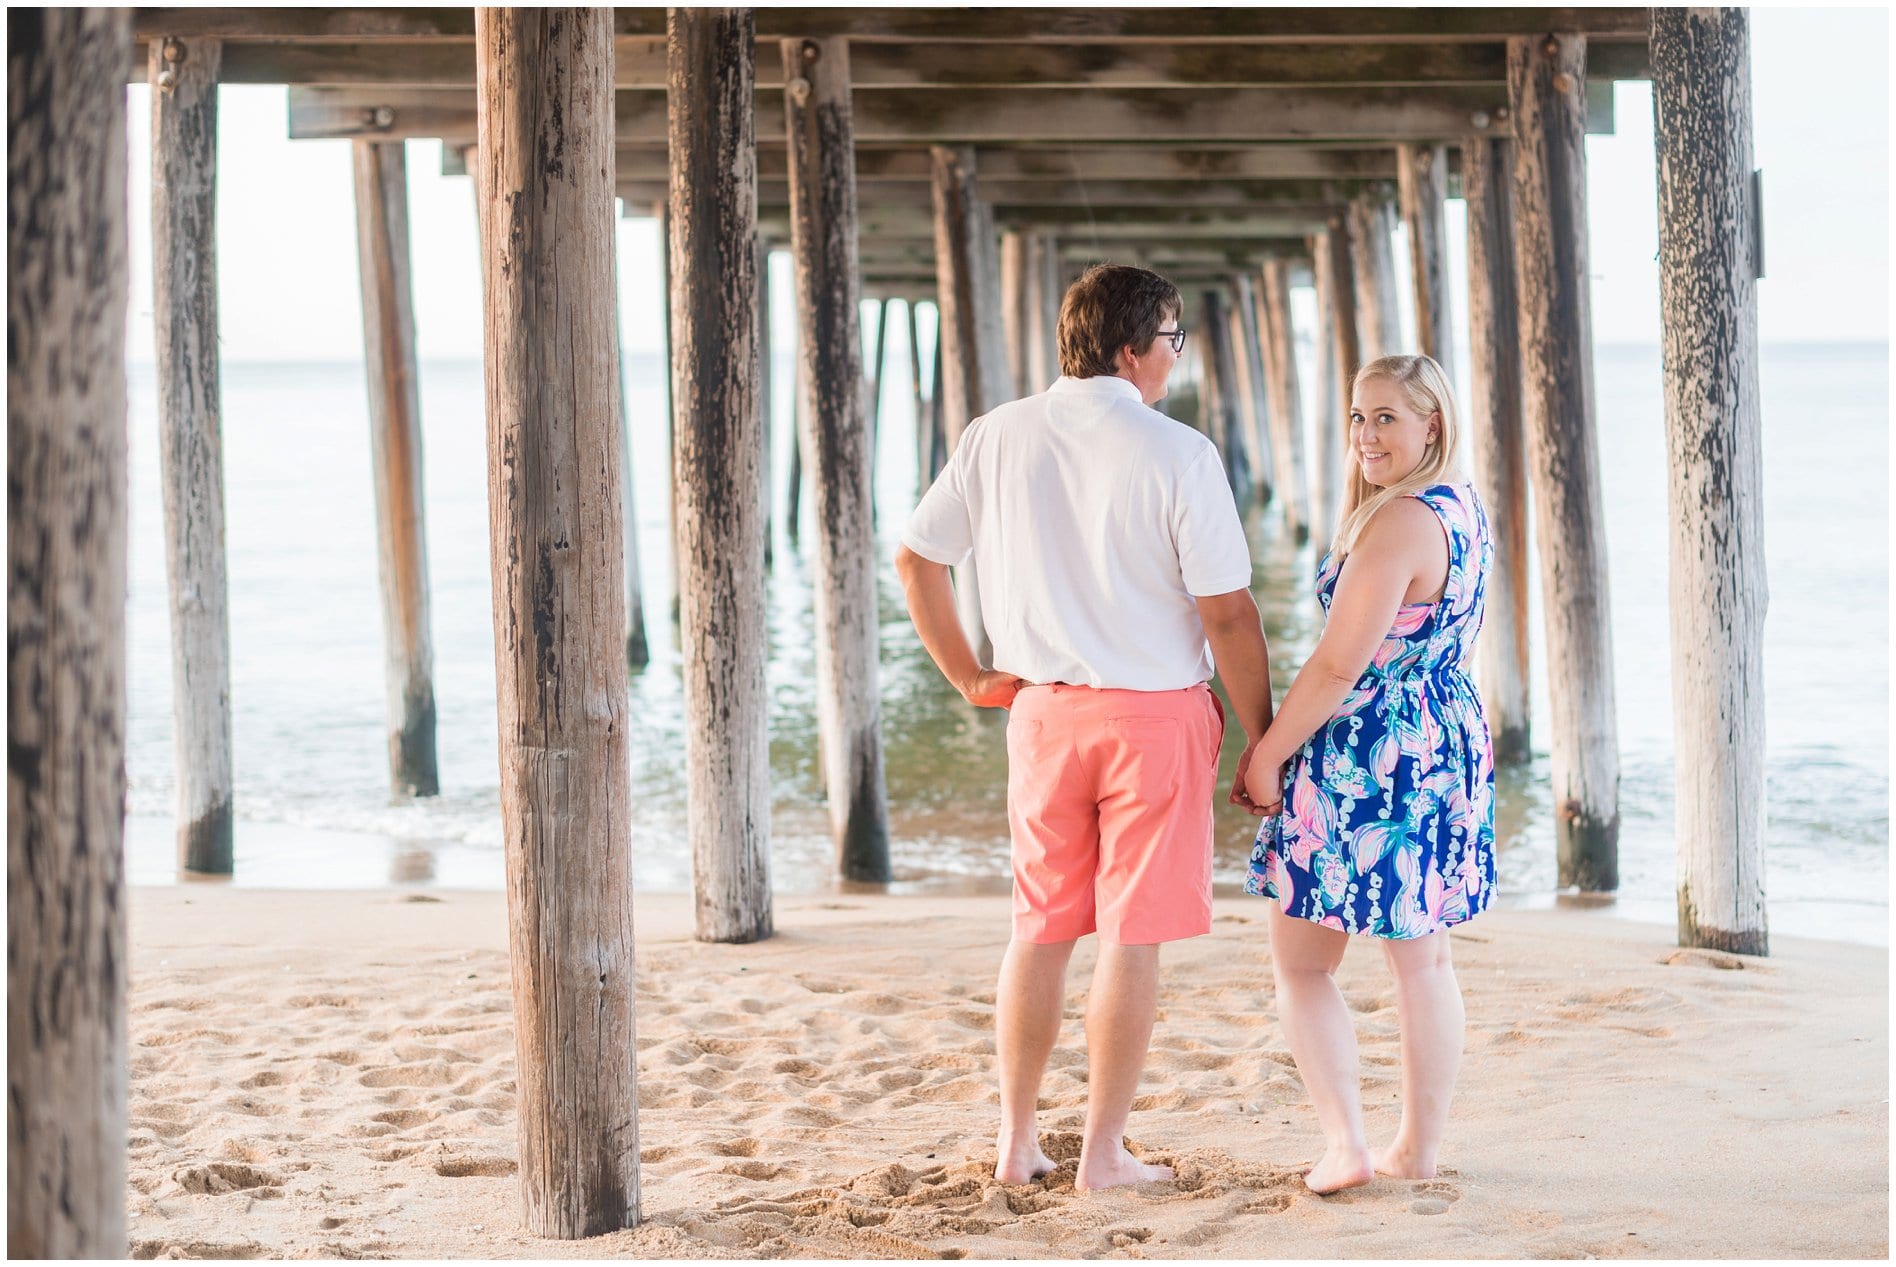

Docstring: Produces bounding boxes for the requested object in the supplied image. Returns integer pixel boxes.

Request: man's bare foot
[994,1141,1057,1185]
[1074,1145,1175,1193]
[1304,1144,1376,1195]
[1373,1143,1438,1180]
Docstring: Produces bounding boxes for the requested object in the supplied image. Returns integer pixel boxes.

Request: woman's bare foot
[1304,1144,1376,1195]
[994,1141,1058,1185]
[1074,1145,1175,1193]
[1373,1143,1438,1180]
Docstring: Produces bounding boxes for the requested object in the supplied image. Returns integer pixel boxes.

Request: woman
[1240,353,1496,1195]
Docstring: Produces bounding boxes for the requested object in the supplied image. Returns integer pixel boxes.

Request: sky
[122,7,1888,363]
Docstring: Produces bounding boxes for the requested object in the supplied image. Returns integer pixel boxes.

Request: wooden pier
[8,6,1777,1247]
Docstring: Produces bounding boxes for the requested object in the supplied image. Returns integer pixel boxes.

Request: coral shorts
[1005,683,1225,945]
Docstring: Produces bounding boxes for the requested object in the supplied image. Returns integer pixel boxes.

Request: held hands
[961,668,1030,709]
[1229,738,1285,816]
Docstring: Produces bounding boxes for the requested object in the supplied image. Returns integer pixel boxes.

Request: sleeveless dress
[1246,482,1497,939]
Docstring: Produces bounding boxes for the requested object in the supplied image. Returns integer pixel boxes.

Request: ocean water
[122,339,1888,946]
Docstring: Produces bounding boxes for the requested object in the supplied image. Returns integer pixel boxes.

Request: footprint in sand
[1410,1179,1461,1216]
[431,1153,517,1178]
[171,1162,281,1196]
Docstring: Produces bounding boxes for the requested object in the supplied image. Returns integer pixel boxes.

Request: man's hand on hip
[961,668,1030,709]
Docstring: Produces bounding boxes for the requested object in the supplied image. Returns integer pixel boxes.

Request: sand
[124,886,1886,1260]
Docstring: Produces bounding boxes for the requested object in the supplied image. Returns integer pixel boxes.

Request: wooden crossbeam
[128,37,1653,86]
[616,145,1409,183]
[134,8,1652,42]
[288,85,1518,144]
[618,178,1372,210]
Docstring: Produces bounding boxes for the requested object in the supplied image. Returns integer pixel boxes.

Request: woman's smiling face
[1349,376,1439,487]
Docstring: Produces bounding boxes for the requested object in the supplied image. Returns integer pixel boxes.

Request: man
[895,264,1273,1193]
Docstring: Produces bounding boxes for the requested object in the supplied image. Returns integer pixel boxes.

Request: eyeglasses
[1156,328,1187,354]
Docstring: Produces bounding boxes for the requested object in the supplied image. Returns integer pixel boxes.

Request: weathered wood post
[756,241,775,567]
[1348,192,1402,361]
[1462,134,1530,765]
[151,32,234,873]
[1257,256,1311,543]
[474,7,640,1235]
[929,144,1002,659]
[907,299,930,490]
[929,311,948,481]
[1399,143,1455,369]
[1036,232,1064,387]
[1307,249,1342,523]
[867,294,892,496]
[1509,31,1620,890]
[670,9,772,943]
[1000,228,1030,397]
[1652,8,1768,954]
[352,139,440,797]
[783,35,892,882]
[1317,213,1363,546]
[8,12,132,1257]
[1231,270,1275,502]
[786,319,805,545]
[617,347,652,667]
[654,199,682,626]
[1199,287,1250,501]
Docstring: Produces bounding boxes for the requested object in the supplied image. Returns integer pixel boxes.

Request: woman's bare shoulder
[1356,494,1444,562]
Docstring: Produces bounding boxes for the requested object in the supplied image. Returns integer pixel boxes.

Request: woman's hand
[1243,752,1286,815]
[961,668,1029,709]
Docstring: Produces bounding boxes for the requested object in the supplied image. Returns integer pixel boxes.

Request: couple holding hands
[895,264,1497,1196]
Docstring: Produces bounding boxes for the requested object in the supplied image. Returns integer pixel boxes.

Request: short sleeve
[1173,446,1254,596]
[900,440,975,566]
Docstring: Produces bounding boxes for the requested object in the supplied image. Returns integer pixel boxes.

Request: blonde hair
[1330,354,1462,558]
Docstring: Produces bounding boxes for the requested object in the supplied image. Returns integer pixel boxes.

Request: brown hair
[1056,263,1182,379]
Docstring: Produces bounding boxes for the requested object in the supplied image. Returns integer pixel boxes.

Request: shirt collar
[1049,374,1143,403]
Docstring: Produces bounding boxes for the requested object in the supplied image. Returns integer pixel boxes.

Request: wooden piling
[1652,7,1768,954]
[669,8,772,944]
[756,241,775,569]
[1257,256,1311,543]
[1199,287,1251,500]
[908,299,932,490]
[786,322,805,545]
[782,36,892,882]
[1030,231,1063,389]
[1226,273,1272,503]
[1317,213,1363,545]
[1398,142,1454,368]
[351,139,440,797]
[928,309,948,481]
[1000,228,1030,397]
[151,33,235,874]
[655,199,682,626]
[617,346,651,666]
[929,144,1000,660]
[1462,134,1530,764]
[474,7,640,1235]
[8,10,132,1256]
[1347,192,1402,360]
[1509,31,1620,890]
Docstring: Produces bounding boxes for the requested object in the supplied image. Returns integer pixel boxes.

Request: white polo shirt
[901,374,1254,691]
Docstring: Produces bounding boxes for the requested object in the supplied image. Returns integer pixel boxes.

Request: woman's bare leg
[1267,904,1374,1194]
[1376,928,1464,1179]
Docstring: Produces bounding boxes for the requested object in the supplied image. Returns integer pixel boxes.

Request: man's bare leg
[1075,941,1175,1192]
[995,937,1077,1183]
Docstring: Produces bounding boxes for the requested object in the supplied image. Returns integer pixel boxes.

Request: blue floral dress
[1246,483,1497,938]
